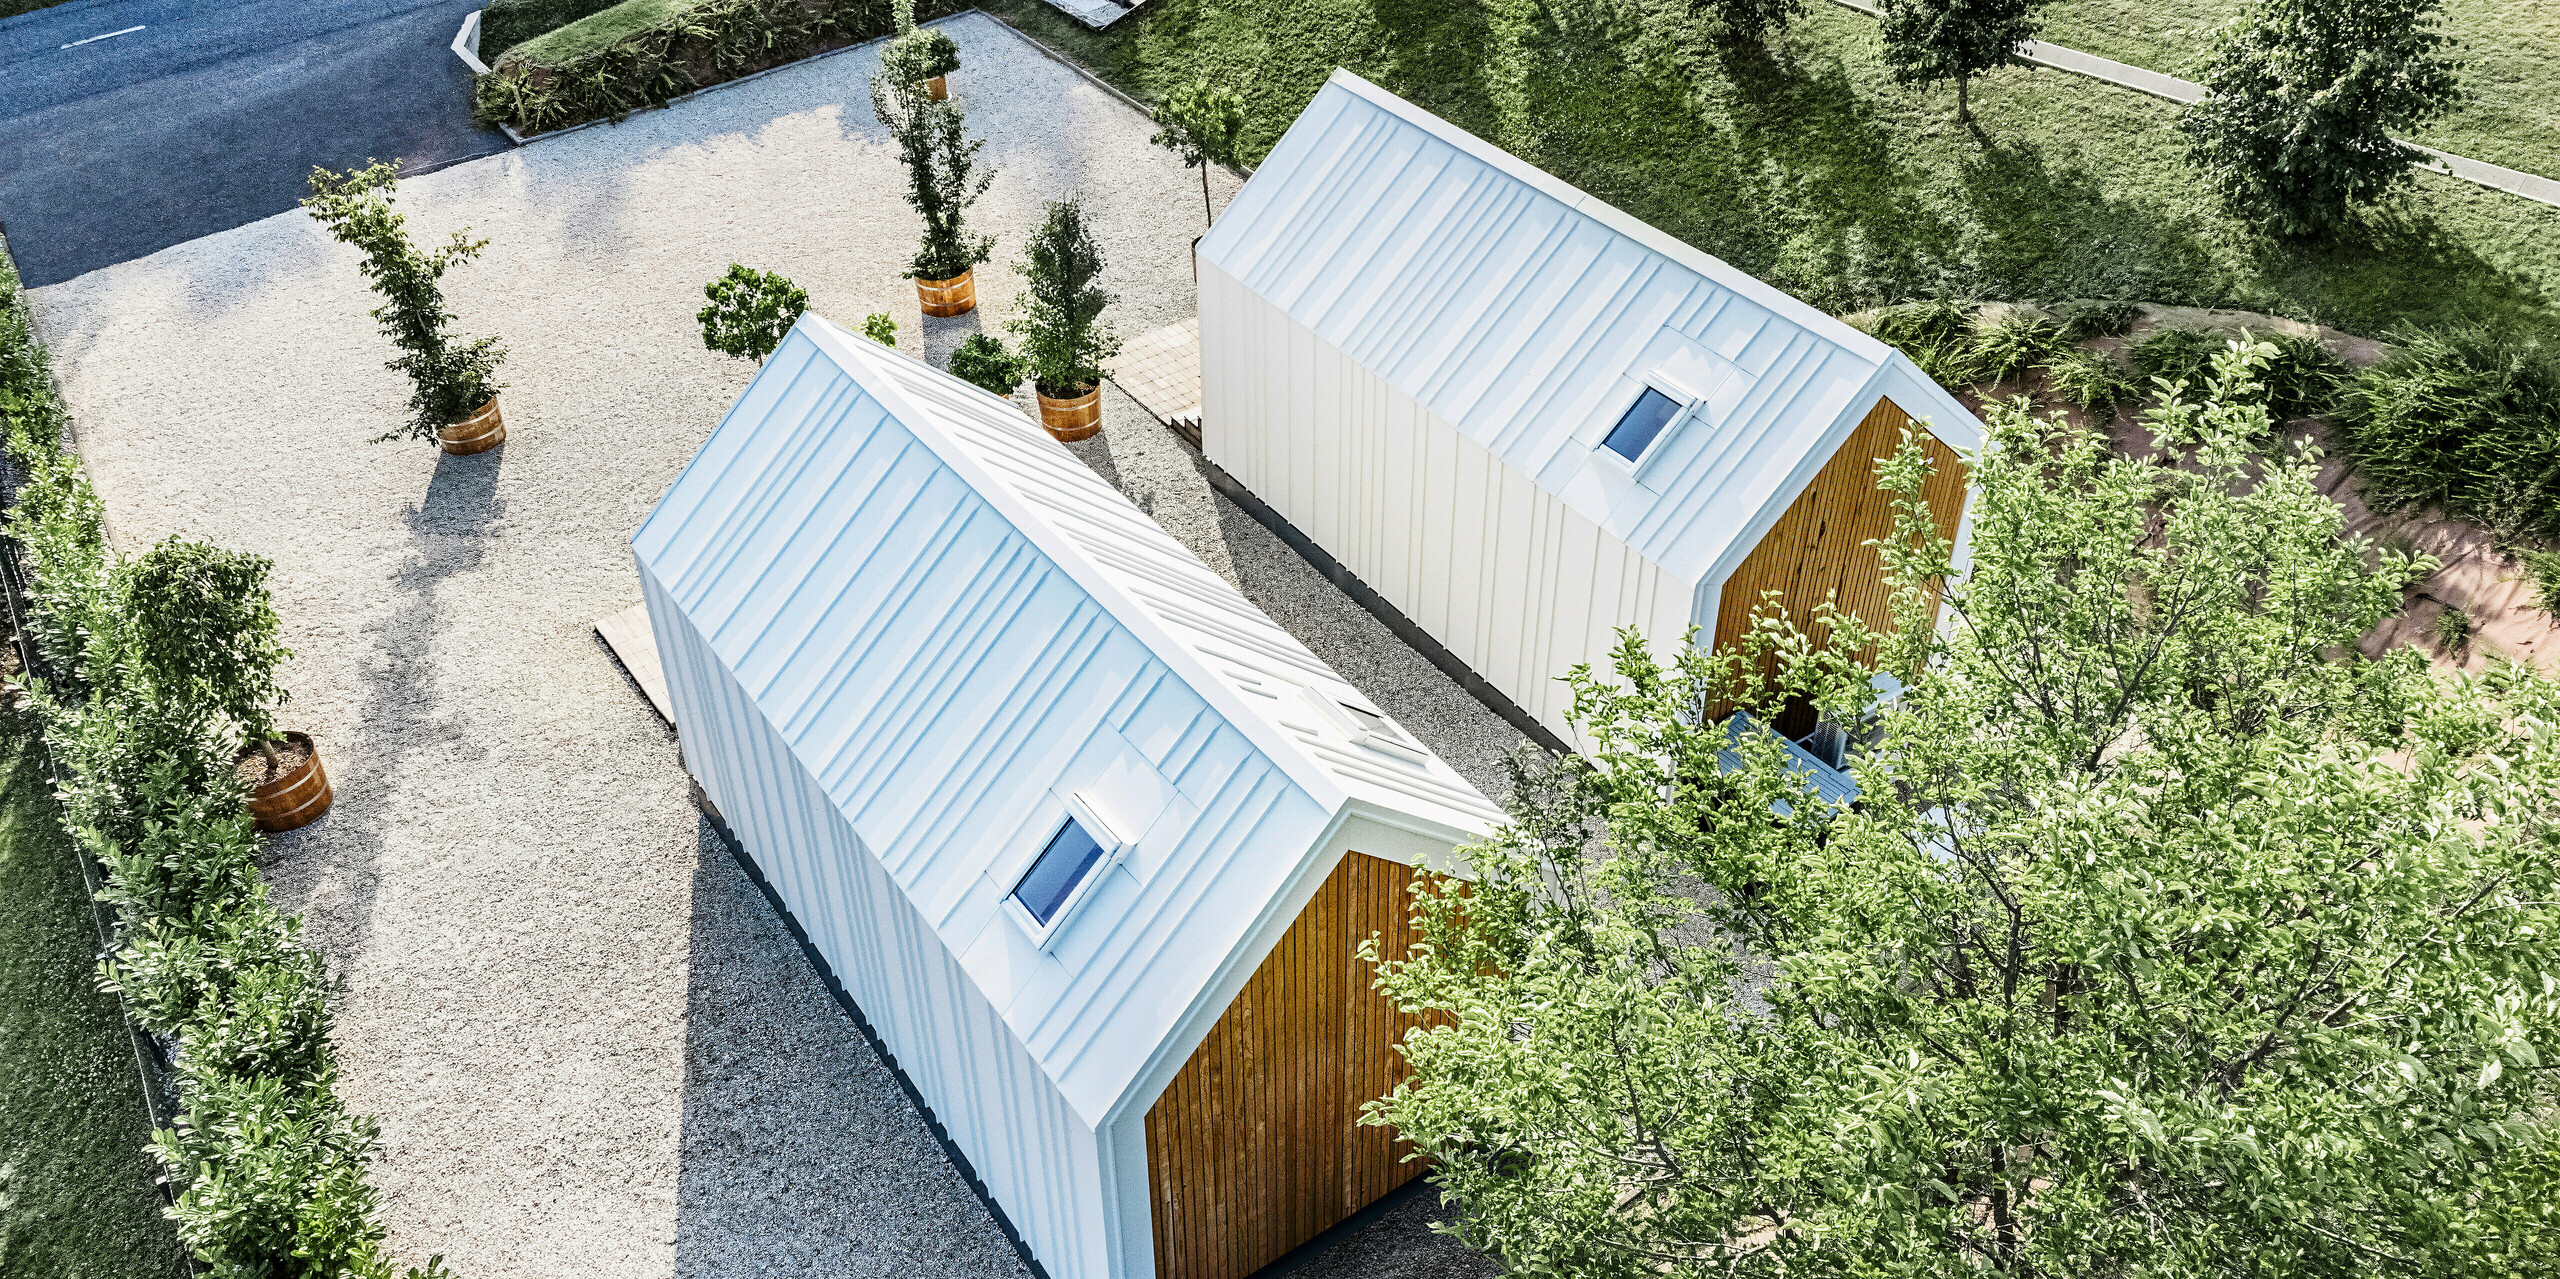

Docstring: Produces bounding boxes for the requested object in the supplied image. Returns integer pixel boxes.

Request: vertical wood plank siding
[1709,396,1970,674]
[1142,852,1428,1279]
[1201,266,1692,750]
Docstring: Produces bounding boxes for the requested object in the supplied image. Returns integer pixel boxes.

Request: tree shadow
[2245,204,2560,338]
[1949,133,2224,306]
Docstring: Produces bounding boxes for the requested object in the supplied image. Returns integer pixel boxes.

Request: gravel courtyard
[28,13,1512,1277]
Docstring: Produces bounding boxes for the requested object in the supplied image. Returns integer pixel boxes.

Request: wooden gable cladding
[1143,851,1431,1279]
[1711,396,1969,674]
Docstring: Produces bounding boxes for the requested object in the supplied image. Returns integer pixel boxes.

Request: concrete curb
[1816,0,2560,212]
[452,8,489,75]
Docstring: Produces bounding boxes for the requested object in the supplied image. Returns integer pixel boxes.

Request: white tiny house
[631,316,1501,1279]
[1196,71,1984,756]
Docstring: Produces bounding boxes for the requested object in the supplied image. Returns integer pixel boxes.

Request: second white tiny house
[1196,71,1984,754]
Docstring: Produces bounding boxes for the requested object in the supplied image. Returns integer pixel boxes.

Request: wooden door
[1141,851,1430,1279]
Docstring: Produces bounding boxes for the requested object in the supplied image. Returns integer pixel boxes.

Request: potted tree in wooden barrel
[124,538,332,833]
[304,161,509,456]
[872,55,993,318]
[884,0,962,101]
[1008,198,1120,442]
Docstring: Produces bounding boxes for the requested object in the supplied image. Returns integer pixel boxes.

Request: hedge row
[0,261,439,1278]
[472,0,897,136]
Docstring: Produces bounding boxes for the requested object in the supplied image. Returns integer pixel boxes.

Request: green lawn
[2040,0,2560,180]
[976,0,2560,341]
[0,711,189,1279]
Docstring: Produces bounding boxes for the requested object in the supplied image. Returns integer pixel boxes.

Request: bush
[1868,298,1982,386]
[123,538,293,758]
[2434,605,2472,653]
[2523,550,2560,617]
[2056,299,2142,341]
[473,0,896,136]
[861,313,899,348]
[1968,311,2067,384]
[1007,198,1120,397]
[2130,326,2221,395]
[2334,327,2560,544]
[947,333,1023,397]
[2254,330,2345,422]
[477,0,628,62]
[2041,346,2130,419]
[302,163,506,443]
[697,264,807,363]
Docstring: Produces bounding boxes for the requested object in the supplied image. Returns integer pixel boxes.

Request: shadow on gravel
[267,444,506,960]
[671,816,1028,1279]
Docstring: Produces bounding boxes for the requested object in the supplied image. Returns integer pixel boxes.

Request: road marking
[60,25,146,49]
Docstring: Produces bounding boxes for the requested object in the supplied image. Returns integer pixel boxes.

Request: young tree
[1876,0,2047,125]
[696,264,809,363]
[2181,0,2464,240]
[1006,198,1120,398]
[121,537,293,766]
[303,162,506,443]
[1370,344,2560,1277]
[1149,80,1246,227]
[871,66,994,284]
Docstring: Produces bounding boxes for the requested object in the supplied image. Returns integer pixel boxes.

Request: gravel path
[29,14,1507,1276]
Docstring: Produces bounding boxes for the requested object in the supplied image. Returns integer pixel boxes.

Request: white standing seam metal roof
[631,315,1499,1120]
[1196,70,1984,593]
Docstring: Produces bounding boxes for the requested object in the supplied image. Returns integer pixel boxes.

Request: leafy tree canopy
[696,263,809,363]
[1876,0,2048,124]
[1149,80,1247,225]
[120,537,292,755]
[1006,197,1120,396]
[2181,0,2463,241]
[1371,343,2560,1278]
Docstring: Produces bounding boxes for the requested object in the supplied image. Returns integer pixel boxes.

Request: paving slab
[27,12,1501,1276]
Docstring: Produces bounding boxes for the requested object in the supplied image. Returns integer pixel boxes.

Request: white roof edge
[798,315,1359,820]
[1316,69,1919,377]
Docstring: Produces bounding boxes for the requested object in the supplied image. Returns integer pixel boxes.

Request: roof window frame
[1001,792,1130,949]
[1592,373,1707,472]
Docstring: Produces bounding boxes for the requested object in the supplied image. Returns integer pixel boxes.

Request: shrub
[861,313,899,348]
[872,57,994,283]
[477,0,628,61]
[947,333,1024,397]
[1967,311,2067,384]
[2255,330,2345,422]
[2434,605,2471,652]
[697,264,807,363]
[1149,80,1246,225]
[2333,327,2560,544]
[2041,346,2130,419]
[1007,198,1120,397]
[2522,550,2560,617]
[2130,326,2221,395]
[1868,298,1982,386]
[2056,299,2142,341]
[472,0,896,136]
[302,163,506,443]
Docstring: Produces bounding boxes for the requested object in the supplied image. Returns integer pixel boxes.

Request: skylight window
[1338,701,1400,741]
[1013,817,1107,926]
[1601,387,1683,462]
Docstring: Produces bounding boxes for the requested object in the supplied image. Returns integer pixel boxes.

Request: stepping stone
[1112,317,1202,444]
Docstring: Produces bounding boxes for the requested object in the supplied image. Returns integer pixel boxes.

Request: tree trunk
[1956,74,1973,125]
[1200,163,1214,227]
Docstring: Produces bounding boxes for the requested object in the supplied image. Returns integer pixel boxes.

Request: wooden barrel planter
[925,75,948,101]
[916,271,976,318]
[239,731,334,833]
[439,396,506,456]
[1037,383,1102,441]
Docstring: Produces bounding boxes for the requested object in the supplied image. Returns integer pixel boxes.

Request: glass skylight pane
[1601,387,1682,461]
[1340,702,1399,739]
[1014,817,1106,926]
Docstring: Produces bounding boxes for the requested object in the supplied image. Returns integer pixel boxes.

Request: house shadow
[260,441,506,965]
[669,811,1031,1278]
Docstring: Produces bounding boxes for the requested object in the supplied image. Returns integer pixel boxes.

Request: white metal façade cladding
[631,316,1496,1279]
[1196,71,1984,747]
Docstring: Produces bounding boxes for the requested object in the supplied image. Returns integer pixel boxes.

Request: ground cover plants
[1369,343,2560,1275]
[472,0,902,135]
[2333,325,2560,546]
[0,240,186,1279]
[973,0,2560,341]
[303,164,506,445]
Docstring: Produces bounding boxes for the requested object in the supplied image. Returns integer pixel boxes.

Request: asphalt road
[0,0,506,288]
